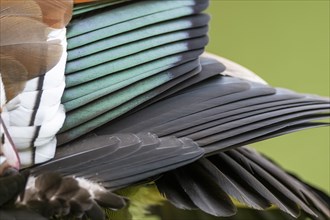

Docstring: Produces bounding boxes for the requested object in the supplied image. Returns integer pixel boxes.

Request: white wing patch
[1,29,67,168]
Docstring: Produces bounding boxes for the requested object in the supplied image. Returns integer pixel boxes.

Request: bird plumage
[0,0,72,168]
[0,0,329,219]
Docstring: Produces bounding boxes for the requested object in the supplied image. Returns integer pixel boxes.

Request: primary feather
[0,1,329,220]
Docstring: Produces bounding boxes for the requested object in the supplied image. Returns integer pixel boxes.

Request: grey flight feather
[32,133,204,190]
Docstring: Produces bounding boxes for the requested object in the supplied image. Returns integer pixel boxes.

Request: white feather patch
[8,104,61,126]
[0,118,20,170]
[34,137,57,164]
[17,137,57,167]
[0,73,7,107]
[2,27,67,168]
[8,105,65,149]
[17,149,33,167]
[23,56,67,92]
[76,177,108,199]
[5,82,65,110]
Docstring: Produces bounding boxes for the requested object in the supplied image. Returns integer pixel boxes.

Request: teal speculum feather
[55,1,329,218]
[59,0,210,144]
[1,0,329,219]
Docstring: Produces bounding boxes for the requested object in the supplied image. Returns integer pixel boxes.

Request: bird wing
[158,147,330,218]
[36,56,330,218]
[32,133,204,190]
[1,1,329,219]
[0,0,72,170]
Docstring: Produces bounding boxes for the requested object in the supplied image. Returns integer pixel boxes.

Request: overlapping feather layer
[0,0,72,167]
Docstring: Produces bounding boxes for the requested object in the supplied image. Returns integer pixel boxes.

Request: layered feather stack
[0,0,329,220]
[32,56,329,219]
[0,0,72,168]
[58,0,210,143]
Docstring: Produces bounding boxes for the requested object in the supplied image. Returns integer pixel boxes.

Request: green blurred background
[206,0,329,194]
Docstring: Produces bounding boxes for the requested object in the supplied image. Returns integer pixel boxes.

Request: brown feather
[0,0,72,28]
[0,55,27,101]
[0,0,72,103]
[0,0,42,21]
[74,0,98,4]
[35,0,73,28]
